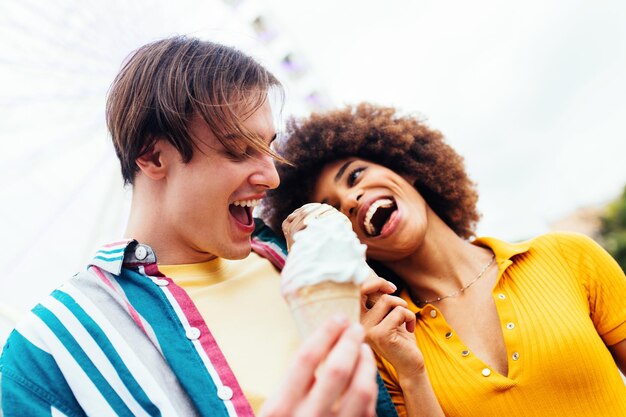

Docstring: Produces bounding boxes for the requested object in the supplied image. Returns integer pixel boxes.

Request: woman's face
[312,158,429,262]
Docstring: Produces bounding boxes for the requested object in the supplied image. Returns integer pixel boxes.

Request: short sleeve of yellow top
[376,232,626,417]
[159,252,300,414]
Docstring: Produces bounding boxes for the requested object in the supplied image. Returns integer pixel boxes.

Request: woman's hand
[282,203,345,250]
[361,275,445,417]
[360,273,396,309]
[360,275,425,378]
[281,206,308,250]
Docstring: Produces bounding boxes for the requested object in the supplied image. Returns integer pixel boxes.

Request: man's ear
[135,139,170,180]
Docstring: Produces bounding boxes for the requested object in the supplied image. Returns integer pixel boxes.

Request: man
[0,37,395,416]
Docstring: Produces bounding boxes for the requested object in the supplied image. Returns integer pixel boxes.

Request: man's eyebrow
[223,132,277,144]
[334,160,355,183]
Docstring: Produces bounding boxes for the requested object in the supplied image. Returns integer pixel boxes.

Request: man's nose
[249,154,280,189]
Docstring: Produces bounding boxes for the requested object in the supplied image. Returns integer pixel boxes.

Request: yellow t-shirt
[377,232,626,417]
[159,252,300,414]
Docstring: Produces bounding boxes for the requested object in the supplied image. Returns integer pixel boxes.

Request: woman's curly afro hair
[261,103,480,240]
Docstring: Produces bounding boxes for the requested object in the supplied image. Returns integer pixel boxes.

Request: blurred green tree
[600,185,626,272]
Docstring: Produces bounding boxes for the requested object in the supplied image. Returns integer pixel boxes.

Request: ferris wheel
[0,0,328,329]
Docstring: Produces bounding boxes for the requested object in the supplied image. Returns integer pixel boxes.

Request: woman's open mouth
[363,197,397,237]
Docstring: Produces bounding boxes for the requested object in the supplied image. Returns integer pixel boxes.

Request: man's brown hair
[106,36,282,184]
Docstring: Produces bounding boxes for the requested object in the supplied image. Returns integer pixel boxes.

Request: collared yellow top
[377,232,626,417]
[159,252,300,414]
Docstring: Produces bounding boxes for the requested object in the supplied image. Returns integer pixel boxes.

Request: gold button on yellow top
[430,310,437,318]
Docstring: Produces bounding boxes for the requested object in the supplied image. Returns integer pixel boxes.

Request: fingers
[362,294,408,328]
[335,344,378,417]
[403,308,416,333]
[302,203,336,225]
[281,204,321,249]
[265,315,350,415]
[366,306,416,357]
[261,318,379,417]
[283,203,327,227]
[282,203,345,239]
[361,274,397,296]
[281,217,306,250]
[366,306,423,374]
[303,323,365,411]
[380,305,416,334]
[361,273,397,310]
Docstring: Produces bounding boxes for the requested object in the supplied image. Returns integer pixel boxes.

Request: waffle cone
[285,281,360,338]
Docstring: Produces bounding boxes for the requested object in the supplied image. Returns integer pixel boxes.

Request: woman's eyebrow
[334,160,355,183]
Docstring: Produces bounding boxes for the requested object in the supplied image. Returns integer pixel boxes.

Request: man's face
[161,100,279,263]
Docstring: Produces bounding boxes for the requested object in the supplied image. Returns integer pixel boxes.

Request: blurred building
[549,206,604,239]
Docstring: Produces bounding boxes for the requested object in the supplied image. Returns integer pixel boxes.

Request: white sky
[1,0,626,315]
[266,0,626,240]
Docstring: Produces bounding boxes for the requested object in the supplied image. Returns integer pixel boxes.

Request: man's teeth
[364,198,394,235]
[232,199,261,207]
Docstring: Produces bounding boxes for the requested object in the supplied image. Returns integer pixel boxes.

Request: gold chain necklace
[417,254,496,305]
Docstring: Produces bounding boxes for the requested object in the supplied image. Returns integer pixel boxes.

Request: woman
[261,103,626,417]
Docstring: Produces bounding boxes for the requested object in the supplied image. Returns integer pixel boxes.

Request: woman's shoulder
[527,231,603,254]
[524,232,619,278]
[474,232,605,264]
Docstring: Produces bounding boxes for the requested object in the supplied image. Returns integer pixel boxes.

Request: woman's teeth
[364,198,394,235]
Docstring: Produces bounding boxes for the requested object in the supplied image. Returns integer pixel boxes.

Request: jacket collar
[89,239,147,275]
[89,219,288,276]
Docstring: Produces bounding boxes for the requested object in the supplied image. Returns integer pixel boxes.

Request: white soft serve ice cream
[281,203,371,297]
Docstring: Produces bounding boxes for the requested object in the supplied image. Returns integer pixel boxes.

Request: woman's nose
[342,190,362,217]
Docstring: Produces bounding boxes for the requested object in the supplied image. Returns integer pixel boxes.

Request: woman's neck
[384,219,493,304]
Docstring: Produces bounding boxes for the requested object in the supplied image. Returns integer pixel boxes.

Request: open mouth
[229,199,259,227]
[363,198,397,237]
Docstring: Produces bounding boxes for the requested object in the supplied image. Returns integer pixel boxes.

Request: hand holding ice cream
[281,203,372,337]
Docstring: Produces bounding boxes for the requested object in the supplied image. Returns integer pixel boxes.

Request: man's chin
[221,240,253,260]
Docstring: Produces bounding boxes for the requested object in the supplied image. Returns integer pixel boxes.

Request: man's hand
[260,316,378,417]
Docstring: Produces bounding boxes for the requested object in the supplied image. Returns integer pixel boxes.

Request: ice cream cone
[281,203,370,339]
[285,281,361,338]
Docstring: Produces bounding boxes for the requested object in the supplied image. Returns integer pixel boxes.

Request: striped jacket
[1,221,397,417]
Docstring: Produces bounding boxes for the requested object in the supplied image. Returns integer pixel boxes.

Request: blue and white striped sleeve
[1,329,87,417]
